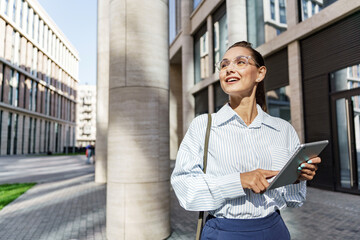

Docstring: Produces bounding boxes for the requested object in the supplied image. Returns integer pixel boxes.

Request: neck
[229,93,258,126]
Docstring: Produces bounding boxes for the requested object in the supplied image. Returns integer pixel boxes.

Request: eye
[220,61,229,69]
[236,59,247,65]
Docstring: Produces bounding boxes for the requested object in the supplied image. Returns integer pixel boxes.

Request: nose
[226,62,236,74]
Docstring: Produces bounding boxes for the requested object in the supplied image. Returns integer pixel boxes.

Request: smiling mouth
[226,78,240,83]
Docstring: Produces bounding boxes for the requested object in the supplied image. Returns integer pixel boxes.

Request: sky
[36,0,97,86]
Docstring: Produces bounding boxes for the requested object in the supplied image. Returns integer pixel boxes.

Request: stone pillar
[288,41,305,143]
[0,111,8,155]
[227,0,247,45]
[106,0,170,239]
[181,0,195,135]
[95,0,109,183]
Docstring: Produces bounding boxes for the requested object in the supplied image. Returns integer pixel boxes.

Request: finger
[307,157,321,164]
[300,168,316,176]
[261,170,279,179]
[251,184,261,194]
[300,163,316,171]
[300,173,314,181]
[259,176,270,190]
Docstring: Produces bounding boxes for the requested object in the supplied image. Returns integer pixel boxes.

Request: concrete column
[286,0,299,28]
[0,19,5,59]
[181,0,195,135]
[227,0,247,45]
[96,0,109,183]
[288,41,305,143]
[107,0,170,239]
[4,25,13,61]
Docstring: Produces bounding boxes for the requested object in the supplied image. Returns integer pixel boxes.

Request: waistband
[204,211,282,232]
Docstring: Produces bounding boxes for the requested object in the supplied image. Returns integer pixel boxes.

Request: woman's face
[219,47,265,98]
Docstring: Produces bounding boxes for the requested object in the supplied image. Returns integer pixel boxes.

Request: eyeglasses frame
[215,55,261,71]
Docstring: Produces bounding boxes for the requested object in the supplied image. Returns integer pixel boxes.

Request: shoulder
[189,113,213,130]
[263,112,295,133]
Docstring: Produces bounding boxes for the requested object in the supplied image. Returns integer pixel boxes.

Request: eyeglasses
[215,55,260,71]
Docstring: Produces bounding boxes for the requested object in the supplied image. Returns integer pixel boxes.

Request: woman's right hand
[240,169,279,194]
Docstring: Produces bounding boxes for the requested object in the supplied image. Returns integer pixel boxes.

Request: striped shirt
[171,103,306,219]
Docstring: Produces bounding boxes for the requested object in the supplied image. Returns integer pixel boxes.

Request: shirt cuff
[217,172,246,200]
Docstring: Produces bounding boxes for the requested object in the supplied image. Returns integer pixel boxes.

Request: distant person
[85,144,92,164]
[91,144,95,164]
[171,41,321,239]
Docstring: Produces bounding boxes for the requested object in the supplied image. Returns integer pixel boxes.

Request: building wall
[0,0,79,155]
[76,85,96,147]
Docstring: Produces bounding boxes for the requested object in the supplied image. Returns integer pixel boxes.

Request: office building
[76,84,96,147]
[169,0,360,194]
[0,0,79,155]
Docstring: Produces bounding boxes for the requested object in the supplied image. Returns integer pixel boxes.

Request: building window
[21,115,25,154]
[193,0,202,10]
[279,0,286,24]
[33,82,37,111]
[194,26,208,84]
[55,122,58,152]
[4,0,9,16]
[7,112,12,154]
[213,5,227,73]
[13,113,18,154]
[270,0,276,20]
[26,7,30,34]
[32,47,37,76]
[266,86,291,122]
[29,80,32,110]
[19,0,24,28]
[169,0,181,43]
[1,64,4,102]
[11,30,15,63]
[330,64,360,93]
[12,0,17,21]
[194,88,208,116]
[14,72,19,107]
[247,0,265,48]
[214,81,228,112]
[28,117,32,153]
[9,70,14,105]
[300,0,337,21]
[33,118,36,153]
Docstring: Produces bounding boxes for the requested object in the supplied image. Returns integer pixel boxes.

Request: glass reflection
[266,86,291,122]
[300,0,337,21]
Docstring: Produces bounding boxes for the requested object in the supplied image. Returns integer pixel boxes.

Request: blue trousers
[201,211,290,240]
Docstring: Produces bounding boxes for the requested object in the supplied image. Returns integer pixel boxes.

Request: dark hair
[227,41,267,112]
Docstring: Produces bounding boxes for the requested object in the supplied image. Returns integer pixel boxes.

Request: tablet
[267,140,329,190]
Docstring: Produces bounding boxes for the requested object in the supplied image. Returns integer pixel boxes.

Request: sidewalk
[0,155,359,240]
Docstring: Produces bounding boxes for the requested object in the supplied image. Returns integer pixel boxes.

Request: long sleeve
[170,115,246,212]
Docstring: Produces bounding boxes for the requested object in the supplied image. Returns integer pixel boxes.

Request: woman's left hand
[297,157,321,181]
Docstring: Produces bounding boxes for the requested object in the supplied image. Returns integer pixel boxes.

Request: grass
[0,183,37,210]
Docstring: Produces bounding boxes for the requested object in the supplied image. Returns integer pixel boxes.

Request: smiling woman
[171,41,322,240]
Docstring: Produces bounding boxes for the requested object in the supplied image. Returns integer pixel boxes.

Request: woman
[171,41,321,239]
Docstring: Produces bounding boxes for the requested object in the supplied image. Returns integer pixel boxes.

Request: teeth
[227,78,238,82]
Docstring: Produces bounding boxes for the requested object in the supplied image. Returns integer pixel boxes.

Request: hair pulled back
[227,41,267,112]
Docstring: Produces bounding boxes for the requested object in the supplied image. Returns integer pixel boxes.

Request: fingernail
[298,167,302,171]
[301,163,306,168]
[307,160,313,164]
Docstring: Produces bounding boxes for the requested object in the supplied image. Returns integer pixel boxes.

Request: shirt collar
[214,103,280,131]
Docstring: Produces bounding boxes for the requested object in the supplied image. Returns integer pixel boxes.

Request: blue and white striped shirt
[171,103,306,219]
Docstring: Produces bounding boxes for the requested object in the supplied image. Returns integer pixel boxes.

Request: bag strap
[195,113,212,240]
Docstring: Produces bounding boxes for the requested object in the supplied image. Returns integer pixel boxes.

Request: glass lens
[235,56,248,69]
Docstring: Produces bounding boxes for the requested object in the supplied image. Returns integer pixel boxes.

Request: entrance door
[331,88,360,193]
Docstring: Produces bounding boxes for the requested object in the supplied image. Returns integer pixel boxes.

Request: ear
[256,66,267,83]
